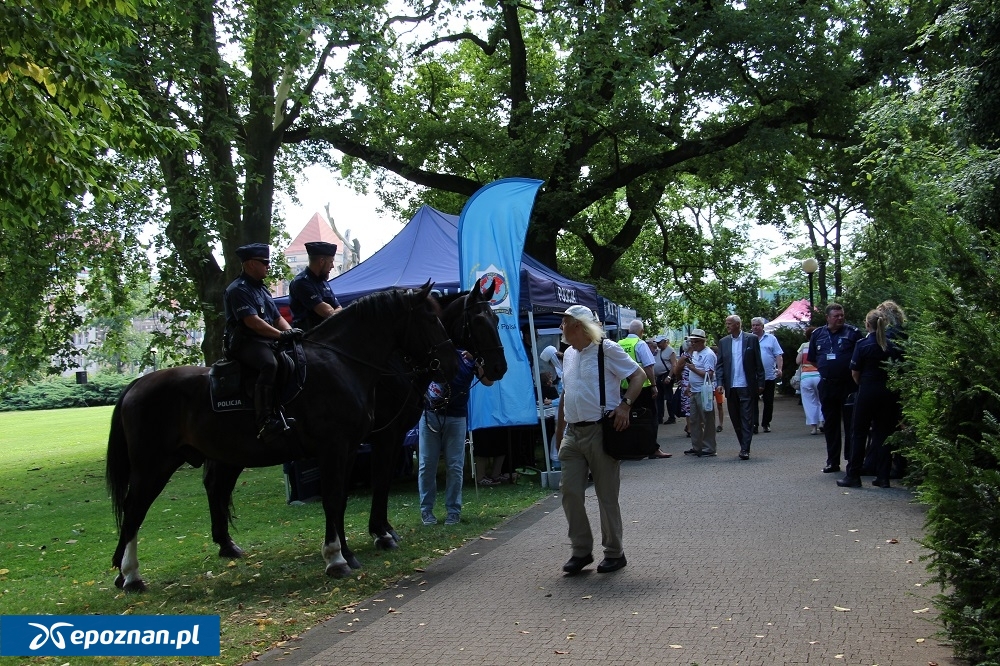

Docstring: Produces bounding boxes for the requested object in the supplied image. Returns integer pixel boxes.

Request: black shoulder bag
[598,341,658,460]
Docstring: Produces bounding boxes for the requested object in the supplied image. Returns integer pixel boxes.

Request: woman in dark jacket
[837,309,903,488]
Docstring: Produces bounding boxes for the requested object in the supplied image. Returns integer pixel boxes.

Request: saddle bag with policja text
[597,341,658,460]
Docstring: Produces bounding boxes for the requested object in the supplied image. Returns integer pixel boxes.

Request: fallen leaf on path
[669,645,683,649]
[886,538,899,544]
[554,650,569,654]
[834,606,851,612]
[581,595,592,599]
[913,608,930,614]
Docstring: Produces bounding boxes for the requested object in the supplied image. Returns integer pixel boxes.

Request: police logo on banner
[476,265,511,314]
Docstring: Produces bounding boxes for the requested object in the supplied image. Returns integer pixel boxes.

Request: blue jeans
[418,412,467,517]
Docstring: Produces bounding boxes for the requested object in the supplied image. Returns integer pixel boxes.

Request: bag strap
[597,340,608,411]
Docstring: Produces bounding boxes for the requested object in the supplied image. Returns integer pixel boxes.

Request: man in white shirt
[751,317,784,433]
[679,329,717,456]
[555,305,645,576]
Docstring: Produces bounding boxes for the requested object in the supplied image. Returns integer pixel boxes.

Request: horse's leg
[114,538,145,593]
[320,454,352,578]
[111,459,181,593]
[337,444,362,570]
[368,436,401,550]
[203,460,245,558]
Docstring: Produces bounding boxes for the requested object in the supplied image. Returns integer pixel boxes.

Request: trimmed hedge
[0,373,136,411]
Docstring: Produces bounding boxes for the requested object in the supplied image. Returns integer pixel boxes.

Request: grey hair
[751,317,766,327]
[580,318,606,344]
[727,314,742,326]
[628,319,644,335]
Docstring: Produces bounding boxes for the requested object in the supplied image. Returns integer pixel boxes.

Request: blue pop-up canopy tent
[280,205,601,316]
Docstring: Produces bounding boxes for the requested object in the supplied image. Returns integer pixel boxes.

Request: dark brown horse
[105,284,457,592]
[200,280,507,571]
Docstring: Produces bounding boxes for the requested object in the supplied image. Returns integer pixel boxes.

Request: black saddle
[209,342,307,413]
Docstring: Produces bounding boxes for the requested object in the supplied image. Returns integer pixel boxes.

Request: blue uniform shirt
[808,323,862,382]
[288,267,341,330]
[224,273,281,344]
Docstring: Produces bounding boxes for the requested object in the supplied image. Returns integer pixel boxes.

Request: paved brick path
[254,395,958,666]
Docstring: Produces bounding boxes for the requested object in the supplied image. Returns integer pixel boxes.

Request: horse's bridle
[460,296,504,371]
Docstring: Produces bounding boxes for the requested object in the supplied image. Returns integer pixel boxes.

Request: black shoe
[697,451,717,457]
[665,417,676,424]
[739,452,750,460]
[597,555,627,573]
[822,465,841,473]
[763,425,770,433]
[837,476,862,487]
[683,449,700,456]
[753,426,759,434]
[872,478,891,488]
[562,553,594,575]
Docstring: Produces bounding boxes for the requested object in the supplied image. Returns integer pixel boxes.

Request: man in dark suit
[715,315,765,459]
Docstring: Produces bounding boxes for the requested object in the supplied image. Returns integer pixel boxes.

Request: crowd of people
[221,242,905,576]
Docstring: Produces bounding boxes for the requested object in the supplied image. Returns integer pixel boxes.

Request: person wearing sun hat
[554,304,645,576]
[223,243,302,441]
[289,241,343,331]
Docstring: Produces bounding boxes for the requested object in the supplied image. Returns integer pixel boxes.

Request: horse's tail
[106,379,140,531]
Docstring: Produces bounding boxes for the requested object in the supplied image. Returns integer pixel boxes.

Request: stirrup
[257,417,284,440]
[277,410,296,431]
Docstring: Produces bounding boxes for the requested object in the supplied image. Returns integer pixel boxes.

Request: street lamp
[150,347,158,372]
[801,257,819,317]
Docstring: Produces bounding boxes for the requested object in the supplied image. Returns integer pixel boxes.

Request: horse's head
[401,281,459,382]
[459,277,507,382]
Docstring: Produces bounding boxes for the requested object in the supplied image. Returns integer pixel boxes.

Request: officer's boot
[254,385,283,441]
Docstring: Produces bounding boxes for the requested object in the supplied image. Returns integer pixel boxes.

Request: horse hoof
[122,579,148,593]
[218,540,245,559]
[346,555,363,570]
[373,534,399,551]
[388,529,401,544]
[114,573,125,589]
[325,563,352,578]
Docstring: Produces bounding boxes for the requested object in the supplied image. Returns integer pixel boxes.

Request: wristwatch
[621,397,633,406]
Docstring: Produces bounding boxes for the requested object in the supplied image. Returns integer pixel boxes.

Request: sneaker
[421,511,437,526]
[445,513,460,525]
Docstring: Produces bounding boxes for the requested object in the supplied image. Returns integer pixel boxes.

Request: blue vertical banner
[458,177,544,429]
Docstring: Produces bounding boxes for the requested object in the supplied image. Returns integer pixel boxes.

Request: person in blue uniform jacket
[837,309,904,488]
[288,241,342,331]
[223,243,302,440]
[807,303,863,474]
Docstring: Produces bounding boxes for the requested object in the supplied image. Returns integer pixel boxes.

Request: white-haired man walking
[555,305,645,575]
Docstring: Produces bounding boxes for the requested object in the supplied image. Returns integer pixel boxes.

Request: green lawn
[0,407,549,665]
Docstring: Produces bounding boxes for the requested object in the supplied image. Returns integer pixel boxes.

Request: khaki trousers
[558,423,624,558]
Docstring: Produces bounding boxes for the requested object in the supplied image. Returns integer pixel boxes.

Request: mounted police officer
[288,241,342,331]
[223,243,302,440]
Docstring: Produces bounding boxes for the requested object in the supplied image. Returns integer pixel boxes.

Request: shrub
[0,373,135,411]
[899,228,1000,664]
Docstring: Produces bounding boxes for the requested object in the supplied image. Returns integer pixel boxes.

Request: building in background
[274,206,361,297]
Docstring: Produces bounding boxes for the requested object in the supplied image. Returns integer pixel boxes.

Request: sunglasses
[251,258,271,266]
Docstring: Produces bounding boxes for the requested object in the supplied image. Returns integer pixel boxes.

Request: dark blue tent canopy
[277,205,602,317]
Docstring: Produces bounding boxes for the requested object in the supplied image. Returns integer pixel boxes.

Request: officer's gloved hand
[279,328,303,342]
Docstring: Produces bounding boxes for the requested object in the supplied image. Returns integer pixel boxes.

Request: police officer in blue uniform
[288,241,342,331]
[807,303,862,474]
[223,243,302,440]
